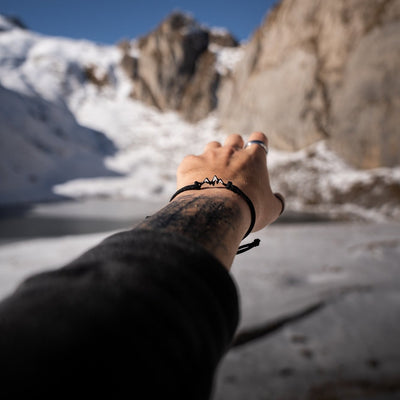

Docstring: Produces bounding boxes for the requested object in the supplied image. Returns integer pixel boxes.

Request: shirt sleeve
[0,228,240,399]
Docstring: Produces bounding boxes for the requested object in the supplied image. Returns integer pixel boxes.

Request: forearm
[136,190,250,269]
[0,228,239,397]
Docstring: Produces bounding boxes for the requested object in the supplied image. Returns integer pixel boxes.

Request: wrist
[173,188,250,226]
[171,176,255,239]
[139,191,250,269]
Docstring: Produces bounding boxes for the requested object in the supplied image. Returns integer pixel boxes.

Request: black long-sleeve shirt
[0,229,239,398]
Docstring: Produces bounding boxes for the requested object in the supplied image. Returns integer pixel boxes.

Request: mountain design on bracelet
[202,175,225,185]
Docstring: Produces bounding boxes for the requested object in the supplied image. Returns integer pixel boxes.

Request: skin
[137,132,284,269]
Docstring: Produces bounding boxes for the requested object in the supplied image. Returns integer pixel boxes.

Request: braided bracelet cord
[170,176,260,254]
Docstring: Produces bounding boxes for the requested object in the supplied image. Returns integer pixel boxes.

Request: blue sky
[0,0,278,44]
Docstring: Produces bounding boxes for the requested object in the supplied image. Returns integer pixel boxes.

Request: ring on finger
[244,140,269,155]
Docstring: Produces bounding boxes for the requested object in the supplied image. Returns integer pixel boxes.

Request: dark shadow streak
[232,301,325,348]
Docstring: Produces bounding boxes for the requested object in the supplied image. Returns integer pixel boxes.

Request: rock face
[218,0,400,168]
[121,12,238,122]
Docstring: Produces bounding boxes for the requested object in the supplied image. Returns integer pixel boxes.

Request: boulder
[218,0,400,168]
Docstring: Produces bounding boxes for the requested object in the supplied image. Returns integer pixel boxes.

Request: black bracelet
[170,175,257,241]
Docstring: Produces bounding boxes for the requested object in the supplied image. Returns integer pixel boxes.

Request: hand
[176,132,284,232]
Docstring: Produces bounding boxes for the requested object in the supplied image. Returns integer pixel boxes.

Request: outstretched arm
[0,132,284,398]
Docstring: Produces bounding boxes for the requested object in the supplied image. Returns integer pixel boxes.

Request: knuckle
[178,154,198,170]
[185,154,198,161]
[222,146,235,157]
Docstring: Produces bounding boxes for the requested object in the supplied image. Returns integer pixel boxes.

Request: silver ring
[244,140,268,155]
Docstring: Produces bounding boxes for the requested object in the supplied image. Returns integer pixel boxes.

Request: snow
[210,27,231,37]
[0,19,228,203]
[210,43,245,75]
[265,141,400,220]
[53,110,225,201]
[0,83,118,204]
[0,231,110,298]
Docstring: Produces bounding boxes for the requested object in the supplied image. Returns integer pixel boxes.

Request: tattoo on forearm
[136,194,242,254]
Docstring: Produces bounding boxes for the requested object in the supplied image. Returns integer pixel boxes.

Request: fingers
[203,134,244,156]
[205,133,267,155]
[204,141,222,152]
[224,134,245,150]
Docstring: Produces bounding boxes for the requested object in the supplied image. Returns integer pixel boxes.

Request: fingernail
[274,193,285,215]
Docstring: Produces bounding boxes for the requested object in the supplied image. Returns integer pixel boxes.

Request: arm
[0,132,283,398]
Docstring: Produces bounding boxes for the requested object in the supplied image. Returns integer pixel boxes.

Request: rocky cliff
[121,12,238,122]
[218,0,400,169]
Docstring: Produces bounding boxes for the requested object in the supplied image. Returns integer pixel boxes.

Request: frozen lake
[1,199,399,399]
[0,198,164,243]
[0,198,336,244]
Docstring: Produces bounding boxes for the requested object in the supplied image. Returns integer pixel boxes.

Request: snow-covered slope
[0,84,118,204]
[0,14,229,204]
[0,14,399,220]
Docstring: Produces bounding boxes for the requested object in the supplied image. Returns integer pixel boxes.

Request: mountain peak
[161,11,198,32]
[0,14,27,32]
[122,11,239,122]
